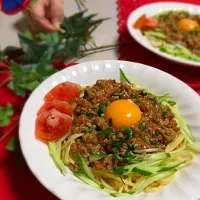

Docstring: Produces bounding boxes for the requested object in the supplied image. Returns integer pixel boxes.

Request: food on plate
[35,69,200,196]
[133,11,200,62]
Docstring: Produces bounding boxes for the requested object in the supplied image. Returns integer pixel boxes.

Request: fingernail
[54,22,60,29]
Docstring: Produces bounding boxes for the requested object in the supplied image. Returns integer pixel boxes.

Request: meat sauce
[157,11,200,56]
[70,80,180,170]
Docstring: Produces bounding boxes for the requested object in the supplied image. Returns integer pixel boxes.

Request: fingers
[25,0,55,33]
[49,0,64,29]
[24,0,64,33]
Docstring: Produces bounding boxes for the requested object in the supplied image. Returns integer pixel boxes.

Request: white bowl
[127,2,200,67]
[19,60,200,200]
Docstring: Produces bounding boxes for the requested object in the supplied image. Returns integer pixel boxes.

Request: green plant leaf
[36,32,65,45]
[64,38,85,57]
[34,51,58,80]
[61,12,108,40]
[9,61,41,96]
[23,29,33,40]
[19,35,47,64]
[6,136,17,151]
[0,103,13,127]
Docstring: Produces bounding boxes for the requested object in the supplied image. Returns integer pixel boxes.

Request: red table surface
[1,0,200,199]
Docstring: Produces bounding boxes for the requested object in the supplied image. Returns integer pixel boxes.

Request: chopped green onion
[111,140,121,149]
[123,151,135,163]
[87,112,94,118]
[155,130,160,136]
[115,130,120,135]
[121,126,133,142]
[139,122,146,131]
[113,92,122,96]
[143,89,148,95]
[113,167,128,175]
[162,110,170,118]
[108,118,113,126]
[168,101,176,106]
[107,100,111,105]
[98,104,105,115]
[128,143,139,149]
[100,113,105,118]
[99,127,113,136]
[81,111,87,116]
[87,125,96,133]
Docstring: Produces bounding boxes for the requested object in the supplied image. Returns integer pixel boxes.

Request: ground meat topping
[69,80,180,170]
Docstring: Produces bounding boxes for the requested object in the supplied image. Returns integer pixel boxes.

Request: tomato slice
[36,108,72,142]
[142,17,158,30]
[44,81,80,102]
[133,14,147,29]
[37,99,73,116]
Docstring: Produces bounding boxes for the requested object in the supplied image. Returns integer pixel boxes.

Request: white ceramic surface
[19,60,200,200]
[127,2,200,67]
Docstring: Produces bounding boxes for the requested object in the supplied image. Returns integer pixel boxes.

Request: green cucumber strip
[144,31,167,40]
[129,169,177,194]
[119,68,139,88]
[120,160,164,175]
[132,159,185,176]
[48,141,66,175]
[132,167,157,176]
[74,172,116,195]
[148,152,171,160]
[76,152,96,182]
[89,154,108,162]
[158,160,186,172]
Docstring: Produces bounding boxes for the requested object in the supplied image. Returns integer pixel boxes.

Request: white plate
[19,60,200,200]
[127,2,200,67]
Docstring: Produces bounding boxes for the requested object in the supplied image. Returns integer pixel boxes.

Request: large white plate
[127,2,200,67]
[19,60,200,200]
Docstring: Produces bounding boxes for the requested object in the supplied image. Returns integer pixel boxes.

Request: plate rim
[127,2,200,67]
[19,60,200,200]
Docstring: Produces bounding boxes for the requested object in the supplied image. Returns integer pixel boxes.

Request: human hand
[24,0,64,33]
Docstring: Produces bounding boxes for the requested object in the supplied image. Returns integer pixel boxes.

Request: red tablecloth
[118,0,200,95]
[1,1,200,199]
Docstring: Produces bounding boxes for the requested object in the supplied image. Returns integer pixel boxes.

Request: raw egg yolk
[105,99,142,129]
[177,19,199,32]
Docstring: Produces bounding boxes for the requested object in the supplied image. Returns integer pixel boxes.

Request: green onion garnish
[113,92,122,96]
[168,101,176,106]
[143,89,148,95]
[139,122,145,131]
[100,113,105,118]
[98,104,105,115]
[155,130,160,136]
[99,127,113,136]
[114,130,120,135]
[87,112,94,118]
[109,118,113,126]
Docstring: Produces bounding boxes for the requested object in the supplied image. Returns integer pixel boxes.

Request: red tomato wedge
[36,108,72,142]
[133,14,147,29]
[142,17,158,30]
[44,81,80,102]
[37,99,73,116]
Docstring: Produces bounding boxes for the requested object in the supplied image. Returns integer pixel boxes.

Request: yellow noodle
[165,134,185,152]
[100,178,115,190]
[61,127,197,195]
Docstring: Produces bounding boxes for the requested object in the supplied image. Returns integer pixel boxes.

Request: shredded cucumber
[144,31,167,40]
[48,140,67,175]
[129,169,176,194]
